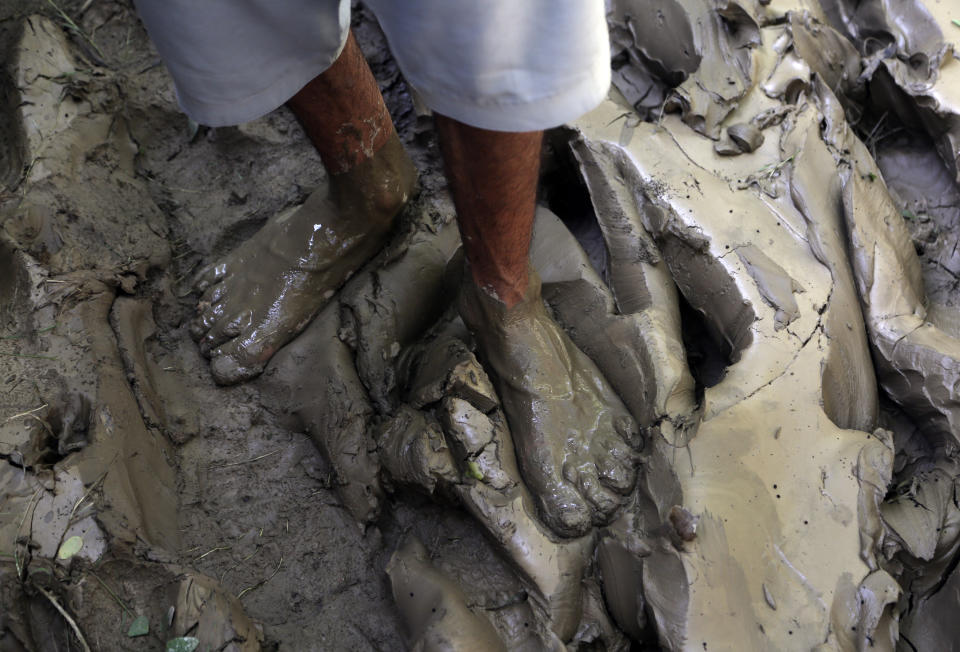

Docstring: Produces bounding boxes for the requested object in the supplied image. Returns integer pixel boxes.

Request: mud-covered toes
[198,315,245,357]
[204,283,227,305]
[207,338,271,385]
[190,302,217,341]
[614,414,642,448]
[539,482,593,536]
[209,352,261,386]
[192,261,227,293]
[459,270,642,537]
[596,454,635,494]
[567,463,621,519]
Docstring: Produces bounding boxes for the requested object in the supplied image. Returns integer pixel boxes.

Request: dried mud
[4,0,960,651]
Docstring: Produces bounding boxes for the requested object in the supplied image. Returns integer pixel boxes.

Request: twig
[864,112,888,148]
[220,545,261,584]
[69,472,108,521]
[237,556,283,599]
[208,449,280,469]
[604,111,634,127]
[35,585,93,652]
[753,154,796,181]
[4,404,48,423]
[89,571,134,617]
[194,545,231,562]
[14,488,43,579]
[45,0,105,59]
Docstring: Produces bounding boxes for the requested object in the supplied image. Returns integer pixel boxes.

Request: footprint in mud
[190,136,415,385]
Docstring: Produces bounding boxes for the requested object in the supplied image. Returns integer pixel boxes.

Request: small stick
[35,585,93,652]
[45,0,105,59]
[14,488,43,579]
[194,545,231,562]
[237,556,283,599]
[69,472,108,521]
[220,546,261,584]
[90,571,134,617]
[4,404,48,422]
[208,449,280,469]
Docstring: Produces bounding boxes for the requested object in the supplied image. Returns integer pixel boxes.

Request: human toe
[537,480,592,537]
[596,453,636,494]
[604,432,642,467]
[193,261,228,293]
[204,283,227,304]
[199,313,245,357]
[569,463,621,520]
[189,301,223,343]
[614,414,643,448]
[209,339,267,386]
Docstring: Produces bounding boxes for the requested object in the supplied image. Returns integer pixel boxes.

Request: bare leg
[435,116,639,537]
[191,32,417,385]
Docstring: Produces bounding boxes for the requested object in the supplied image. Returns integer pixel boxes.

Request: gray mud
[6,0,960,651]
[0,3,514,650]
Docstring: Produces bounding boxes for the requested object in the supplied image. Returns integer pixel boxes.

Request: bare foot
[459,270,640,537]
[190,134,417,384]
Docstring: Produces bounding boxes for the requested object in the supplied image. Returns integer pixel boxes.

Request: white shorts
[132,0,610,132]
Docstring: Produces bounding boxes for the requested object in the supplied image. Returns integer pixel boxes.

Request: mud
[5,0,960,650]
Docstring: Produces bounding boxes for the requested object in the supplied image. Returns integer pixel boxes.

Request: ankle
[470,270,527,309]
[458,266,543,363]
[460,260,536,314]
[462,254,532,310]
[331,132,417,221]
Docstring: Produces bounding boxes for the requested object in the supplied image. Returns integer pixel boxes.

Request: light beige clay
[569,73,897,651]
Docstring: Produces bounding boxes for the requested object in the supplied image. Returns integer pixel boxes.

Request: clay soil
[5,1,960,651]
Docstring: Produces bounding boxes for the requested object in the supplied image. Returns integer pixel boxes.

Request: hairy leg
[434,116,539,306]
[191,32,416,384]
[435,116,639,536]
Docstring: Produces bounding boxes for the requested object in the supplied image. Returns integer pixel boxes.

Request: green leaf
[166,637,200,652]
[902,209,917,220]
[127,615,149,637]
[465,461,483,481]
[952,19,960,28]
[57,536,83,560]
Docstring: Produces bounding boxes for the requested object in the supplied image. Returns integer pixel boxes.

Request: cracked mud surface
[5,0,960,650]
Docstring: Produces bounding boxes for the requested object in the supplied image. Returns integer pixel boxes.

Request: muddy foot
[190,135,416,384]
[459,270,639,537]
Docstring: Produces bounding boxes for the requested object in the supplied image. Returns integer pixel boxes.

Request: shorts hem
[175,41,347,127]
[411,65,611,132]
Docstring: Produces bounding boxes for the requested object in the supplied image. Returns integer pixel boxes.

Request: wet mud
[5,0,960,650]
